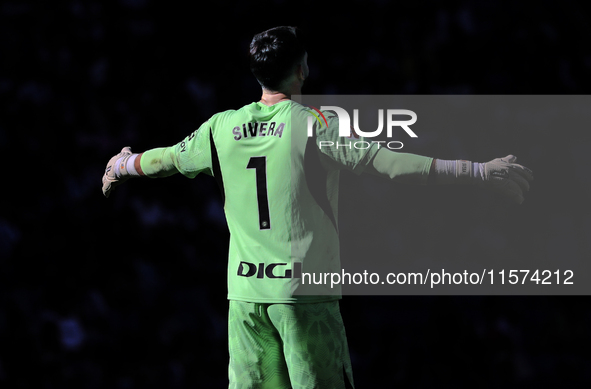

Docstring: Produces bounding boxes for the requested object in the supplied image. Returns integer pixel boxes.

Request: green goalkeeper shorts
[228,300,355,389]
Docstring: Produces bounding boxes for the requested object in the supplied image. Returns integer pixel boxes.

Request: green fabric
[139,101,376,303]
[139,147,179,178]
[228,300,354,389]
[367,148,433,184]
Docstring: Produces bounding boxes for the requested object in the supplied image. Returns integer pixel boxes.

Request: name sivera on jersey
[232,121,285,141]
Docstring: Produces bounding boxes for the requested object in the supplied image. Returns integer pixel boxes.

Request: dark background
[1,0,590,387]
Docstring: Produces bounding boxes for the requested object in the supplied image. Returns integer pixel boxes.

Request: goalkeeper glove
[434,155,533,204]
[102,147,141,198]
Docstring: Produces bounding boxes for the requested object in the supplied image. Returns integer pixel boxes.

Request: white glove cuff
[434,159,483,184]
[114,154,140,178]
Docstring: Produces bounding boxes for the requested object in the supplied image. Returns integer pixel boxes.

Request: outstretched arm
[366,149,534,204]
[101,146,179,198]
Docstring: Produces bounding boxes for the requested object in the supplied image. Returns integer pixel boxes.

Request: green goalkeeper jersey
[141,100,431,303]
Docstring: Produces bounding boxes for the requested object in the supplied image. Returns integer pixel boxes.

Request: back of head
[249,26,306,91]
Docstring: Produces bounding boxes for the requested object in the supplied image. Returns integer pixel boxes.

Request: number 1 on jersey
[246,156,270,230]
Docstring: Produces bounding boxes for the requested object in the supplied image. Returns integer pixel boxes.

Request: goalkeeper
[102,26,533,389]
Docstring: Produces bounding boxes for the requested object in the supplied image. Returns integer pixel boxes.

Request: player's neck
[259,90,290,106]
[259,83,301,106]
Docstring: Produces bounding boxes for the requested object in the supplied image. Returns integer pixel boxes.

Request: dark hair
[249,26,306,90]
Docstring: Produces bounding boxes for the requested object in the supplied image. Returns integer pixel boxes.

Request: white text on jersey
[232,121,285,141]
